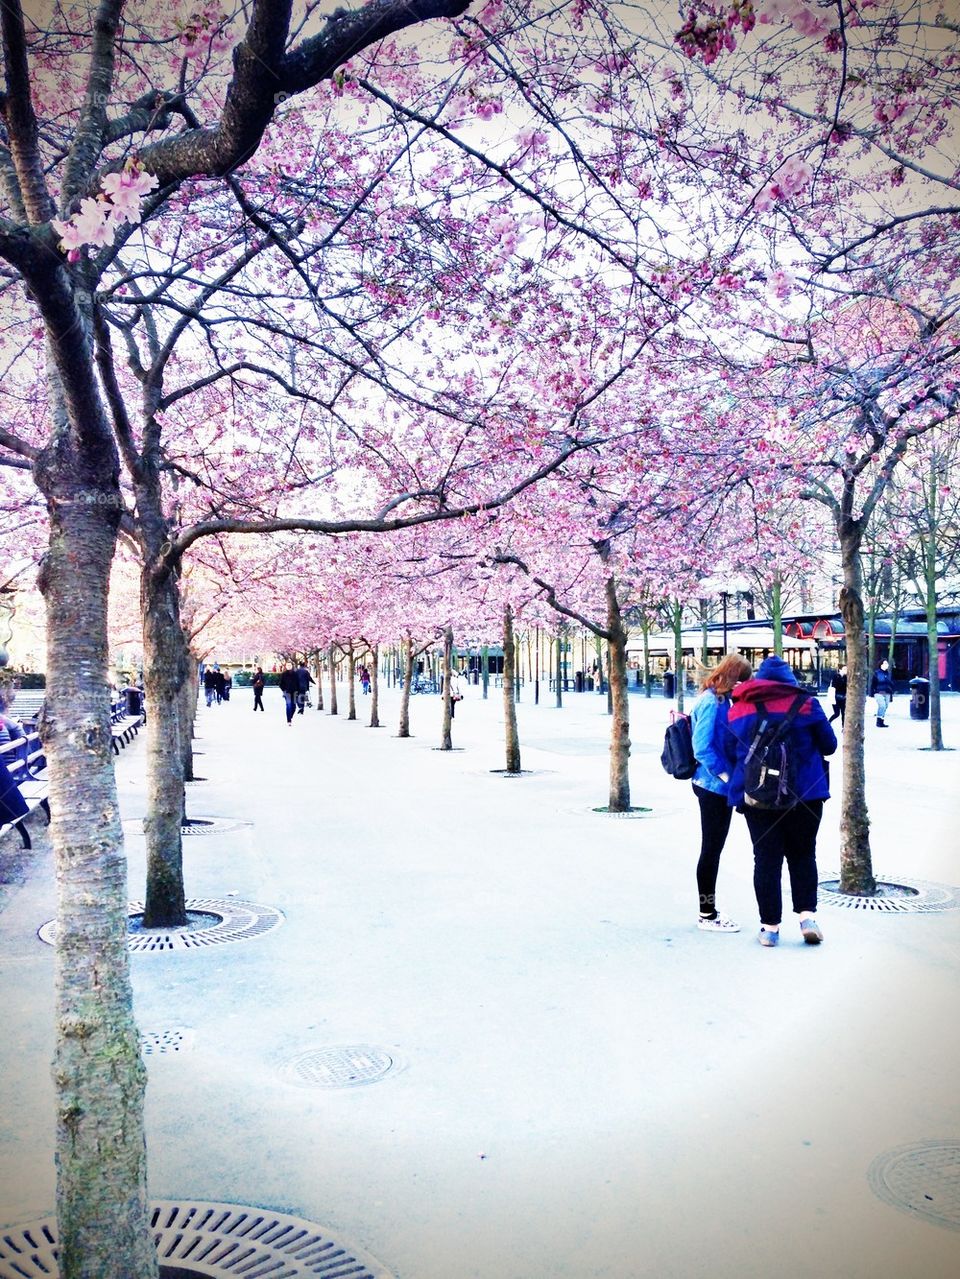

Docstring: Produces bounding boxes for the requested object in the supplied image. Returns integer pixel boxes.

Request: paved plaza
[1,682,959,1278]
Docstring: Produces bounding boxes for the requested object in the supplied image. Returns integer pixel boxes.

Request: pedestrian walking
[828,665,847,725]
[279,663,298,724]
[212,664,225,704]
[294,661,314,713]
[203,665,217,707]
[252,667,265,712]
[222,671,232,702]
[870,660,894,727]
[727,655,837,948]
[447,669,463,716]
[689,654,753,933]
[359,665,371,695]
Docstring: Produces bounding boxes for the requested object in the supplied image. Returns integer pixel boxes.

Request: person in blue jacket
[727,655,837,948]
[690,654,753,933]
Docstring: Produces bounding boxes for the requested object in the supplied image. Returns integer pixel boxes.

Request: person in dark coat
[870,660,894,727]
[203,665,217,707]
[294,662,314,713]
[727,655,837,948]
[252,667,265,712]
[828,665,847,724]
[278,664,299,724]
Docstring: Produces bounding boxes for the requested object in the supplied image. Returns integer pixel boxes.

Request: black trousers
[253,690,264,711]
[692,784,733,914]
[744,800,823,925]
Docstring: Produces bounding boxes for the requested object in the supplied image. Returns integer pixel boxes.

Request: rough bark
[35,373,157,1277]
[606,578,632,812]
[140,563,189,926]
[399,635,414,737]
[440,626,454,750]
[503,605,521,772]
[369,644,380,727]
[837,524,877,895]
[328,643,338,715]
[314,650,324,711]
[555,630,563,708]
[346,644,357,720]
[925,560,944,749]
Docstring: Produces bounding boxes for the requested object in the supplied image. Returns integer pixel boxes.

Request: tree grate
[0,1201,393,1277]
[37,899,284,953]
[818,874,958,913]
[282,1046,395,1089]
[122,816,252,837]
[868,1140,960,1231]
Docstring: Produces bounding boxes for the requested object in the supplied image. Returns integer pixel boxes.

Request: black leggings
[692,784,733,915]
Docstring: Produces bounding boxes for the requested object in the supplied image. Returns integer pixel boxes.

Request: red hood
[732,678,807,709]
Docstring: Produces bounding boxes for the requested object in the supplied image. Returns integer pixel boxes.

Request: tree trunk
[481,644,489,700]
[369,644,380,727]
[179,643,198,783]
[837,524,876,895]
[555,630,563,708]
[643,619,652,697]
[606,578,632,812]
[671,602,685,713]
[503,606,521,772]
[140,564,188,927]
[440,626,454,750]
[925,557,944,749]
[314,649,324,711]
[399,634,414,737]
[347,645,357,721]
[771,575,784,657]
[38,455,157,1278]
[328,643,338,715]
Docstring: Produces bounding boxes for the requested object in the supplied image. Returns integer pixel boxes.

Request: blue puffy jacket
[726,658,837,808]
[690,689,738,797]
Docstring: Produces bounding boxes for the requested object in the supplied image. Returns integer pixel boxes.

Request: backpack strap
[744,690,808,761]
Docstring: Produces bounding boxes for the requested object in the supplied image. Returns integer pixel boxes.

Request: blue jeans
[875,693,890,722]
[283,692,295,723]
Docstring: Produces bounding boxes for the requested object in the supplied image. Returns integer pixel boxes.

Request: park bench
[0,728,50,849]
[111,695,145,754]
[5,690,45,728]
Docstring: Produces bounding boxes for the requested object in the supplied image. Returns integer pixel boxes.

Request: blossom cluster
[755,154,814,211]
[52,159,159,261]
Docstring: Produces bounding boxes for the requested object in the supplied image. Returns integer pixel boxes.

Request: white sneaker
[697,915,741,933]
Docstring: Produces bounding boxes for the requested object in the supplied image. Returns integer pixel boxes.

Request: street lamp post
[720,590,731,655]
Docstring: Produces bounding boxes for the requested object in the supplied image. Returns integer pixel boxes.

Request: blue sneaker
[800,916,823,945]
[758,927,779,947]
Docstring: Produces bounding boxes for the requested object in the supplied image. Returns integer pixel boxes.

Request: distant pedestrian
[294,661,314,713]
[203,666,217,707]
[279,663,298,724]
[828,665,847,725]
[447,669,463,716]
[359,665,371,695]
[213,664,225,704]
[870,660,894,727]
[222,672,232,702]
[727,655,838,948]
[690,654,753,933]
[252,667,265,712]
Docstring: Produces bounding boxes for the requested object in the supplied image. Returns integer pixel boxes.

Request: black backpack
[660,712,696,780]
[742,693,808,809]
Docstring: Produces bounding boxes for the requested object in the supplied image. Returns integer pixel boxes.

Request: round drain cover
[38,899,283,953]
[869,1140,960,1231]
[283,1045,394,1088]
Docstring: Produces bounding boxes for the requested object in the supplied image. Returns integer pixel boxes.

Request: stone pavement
[1,681,959,1278]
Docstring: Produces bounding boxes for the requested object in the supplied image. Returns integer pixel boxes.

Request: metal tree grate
[819,875,958,913]
[868,1140,960,1231]
[282,1046,395,1089]
[37,899,284,953]
[122,816,252,837]
[0,1200,394,1277]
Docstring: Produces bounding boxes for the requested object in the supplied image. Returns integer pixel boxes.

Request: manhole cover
[282,1046,395,1089]
[868,1140,960,1231]
[141,1028,195,1055]
[122,816,251,837]
[37,899,284,952]
[819,875,958,913]
[0,1200,394,1277]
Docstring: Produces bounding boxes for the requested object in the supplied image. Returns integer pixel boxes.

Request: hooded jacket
[726,656,837,807]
